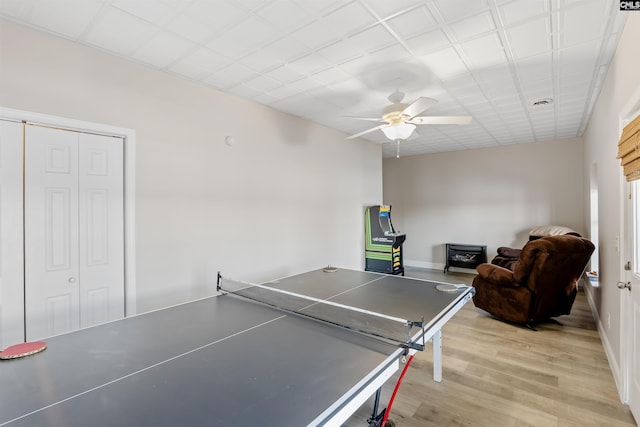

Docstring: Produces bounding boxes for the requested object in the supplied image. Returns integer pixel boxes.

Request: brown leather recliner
[472,235,595,326]
[491,225,581,270]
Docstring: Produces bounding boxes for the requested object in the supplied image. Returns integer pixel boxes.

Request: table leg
[433,329,442,382]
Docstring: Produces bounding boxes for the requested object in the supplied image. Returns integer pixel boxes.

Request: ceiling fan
[345,90,472,142]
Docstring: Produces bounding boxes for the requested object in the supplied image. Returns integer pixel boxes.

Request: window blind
[618,113,640,182]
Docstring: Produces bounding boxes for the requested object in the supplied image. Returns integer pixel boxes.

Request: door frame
[0,107,137,342]
[618,87,640,416]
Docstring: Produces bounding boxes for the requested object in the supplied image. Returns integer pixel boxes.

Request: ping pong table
[0,268,474,427]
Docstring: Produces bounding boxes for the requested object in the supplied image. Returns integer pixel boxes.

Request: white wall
[383,138,584,270]
[0,19,382,313]
[582,12,640,386]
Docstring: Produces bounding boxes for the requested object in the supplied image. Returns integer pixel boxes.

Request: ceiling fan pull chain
[396,140,400,158]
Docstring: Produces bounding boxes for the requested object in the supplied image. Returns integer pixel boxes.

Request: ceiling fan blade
[346,124,388,139]
[409,115,472,125]
[402,97,437,119]
[343,116,384,122]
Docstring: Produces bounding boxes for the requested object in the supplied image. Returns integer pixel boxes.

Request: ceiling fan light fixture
[382,122,416,140]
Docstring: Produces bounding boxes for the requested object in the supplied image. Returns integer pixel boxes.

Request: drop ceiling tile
[208,16,281,59]
[466,105,494,116]
[134,31,194,68]
[515,52,552,84]
[291,0,351,16]
[265,65,305,84]
[449,11,496,41]
[169,47,231,80]
[483,80,519,100]
[84,7,157,56]
[558,40,599,79]
[287,52,332,75]
[181,0,247,32]
[498,0,549,25]
[561,0,608,47]
[432,0,490,22]
[307,87,354,110]
[112,0,183,26]
[362,0,424,19]
[559,94,588,106]
[292,19,340,50]
[28,0,103,39]
[558,103,585,115]
[365,43,412,64]
[558,81,588,98]
[318,39,363,64]
[420,47,467,79]
[347,24,397,53]
[323,1,376,38]
[473,64,513,84]
[405,29,450,56]
[233,0,271,12]
[493,97,524,110]
[166,14,216,43]
[262,37,310,65]
[256,0,314,31]
[243,74,281,92]
[0,0,36,19]
[500,111,529,123]
[336,54,373,76]
[385,6,438,38]
[265,84,299,100]
[327,78,370,98]
[289,76,324,91]
[447,81,485,98]
[460,33,507,69]
[506,16,551,59]
[206,62,259,88]
[311,67,351,85]
[203,71,245,90]
[240,49,285,73]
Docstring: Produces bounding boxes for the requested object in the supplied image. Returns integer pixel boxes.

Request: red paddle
[0,341,47,360]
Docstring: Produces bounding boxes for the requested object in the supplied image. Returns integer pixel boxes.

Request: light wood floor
[346,268,637,427]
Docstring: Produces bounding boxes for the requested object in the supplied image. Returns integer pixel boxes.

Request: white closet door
[25,125,80,339]
[78,132,124,326]
[25,125,124,340]
[0,120,25,347]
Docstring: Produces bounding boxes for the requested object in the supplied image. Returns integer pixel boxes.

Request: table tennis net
[217,274,424,348]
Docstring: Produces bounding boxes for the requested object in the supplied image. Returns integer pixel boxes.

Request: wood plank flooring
[346,268,637,427]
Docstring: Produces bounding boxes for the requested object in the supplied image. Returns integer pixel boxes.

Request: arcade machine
[364,205,406,275]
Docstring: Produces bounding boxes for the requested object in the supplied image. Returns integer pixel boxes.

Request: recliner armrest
[476,263,519,288]
[496,247,522,259]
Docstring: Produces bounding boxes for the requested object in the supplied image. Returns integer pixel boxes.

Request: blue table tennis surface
[0,268,473,427]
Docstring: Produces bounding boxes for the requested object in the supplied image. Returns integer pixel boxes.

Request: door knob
[68,277,77,283]
[617,281,631,291]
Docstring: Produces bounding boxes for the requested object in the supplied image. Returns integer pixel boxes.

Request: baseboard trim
[583,281,624,402]
[404,260,478,275]
[405,260,442,270]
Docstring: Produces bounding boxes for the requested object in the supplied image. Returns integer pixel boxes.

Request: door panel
[25,125,80,340]
[46,188,73,270]
[78,132,124,326]
[0,120,25,347]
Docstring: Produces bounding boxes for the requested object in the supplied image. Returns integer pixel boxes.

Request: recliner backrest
[512,235,595,320]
